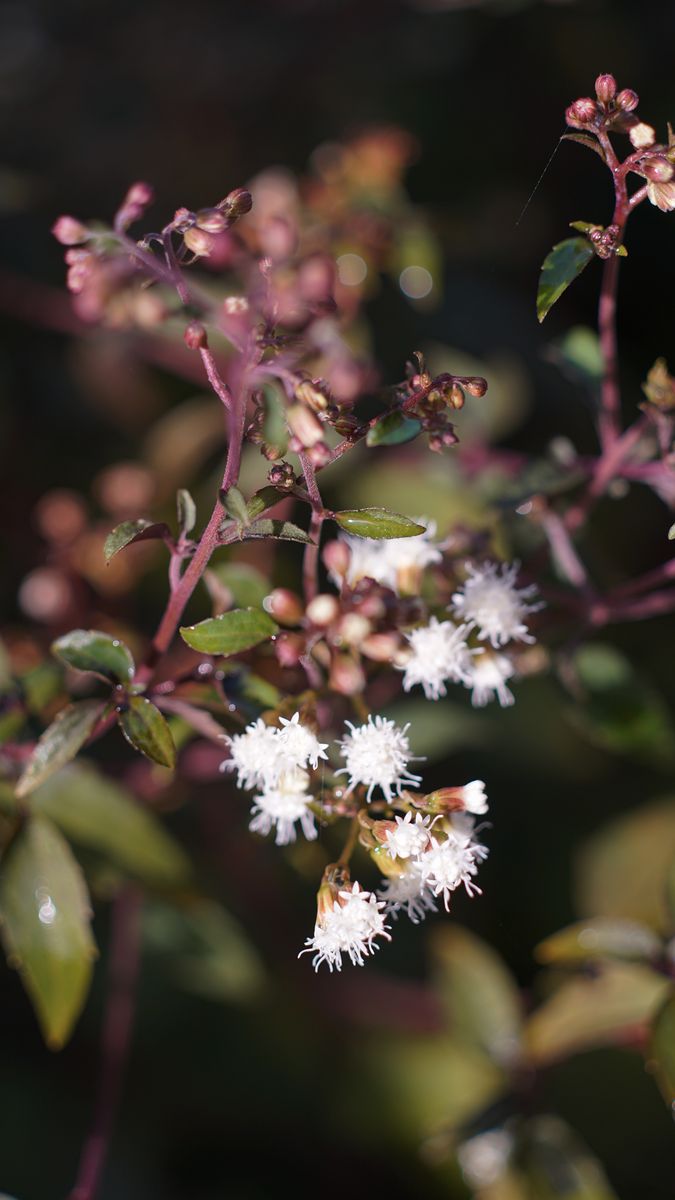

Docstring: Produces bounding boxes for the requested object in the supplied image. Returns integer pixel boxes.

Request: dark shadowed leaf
[180,607,278,655]
[366,411,422,447]
[52,628,135,685]
[430,925,523,1066]
[521,1115,619,1199]
[649,992,675,1106]
[537,238,594,323]
[15,699,106,799]
[0,816,96,1048]
[143,897,265,1002]
[334,508,426,539]
[103,518,171,562]
[176,488,196,534]
[242,519,312,543]
[117,696,177,768]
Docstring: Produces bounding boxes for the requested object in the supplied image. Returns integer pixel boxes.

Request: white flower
[451,560,541,648]
[301,883,391,971]
[249,768,317,846]
[647,179,675,212]
[220,717,282,790]
[400,617,476,699]
[417,815,488,910]
[384,811,433,859]
[337,714,422,802]
[378,866,438,924]
[466,651,516,708]
[460,780,488,815]
[278,712,329,771]
[336,518,441,594]
[629,122,656,150]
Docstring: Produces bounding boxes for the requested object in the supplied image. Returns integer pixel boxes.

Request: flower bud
[323,539,350,578]
[447,383,465,410]
[52,216,89,245]
[629,122,656,150]
[642,156,674,183]
[360,631,401,662]
[616,88,639,112]
[595,74,616,104]
[124,182,154,209]
[295,380,329,412]
[306,440,333,469]
[306,594,340,626]
[218,188,253,220]
[567,98,598,127]
[264,587,304,625]
[184,321,207,350]
[286,403,324,448]
[466,376,487,398]
[267,461,295,489]
[329,652,366,696]
[196,207,228,233]
[183,227,215,257]
[275,631,305,667]
[173,207,195,233]
[336,612,371,646]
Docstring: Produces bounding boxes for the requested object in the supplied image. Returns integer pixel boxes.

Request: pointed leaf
[117,696,176,768]
[262,381,289,456]
[205,563,269,609]
[649,992,675,1106]
[334,508,426,540]
[15,699,106,799]
[180,606,278,656]
[104,518,171,562]
[537,237,594,323]
[536,918,662,966]
[52,629,135,685]
[246,486,285,520]
[220,485,250,527]
[430,925,523,1066]
[242,519,312,544]
[576,797,675,931]
[367,411,422,447]
[143,897,264,1001]
[0,816,96,1048]
[176,488,196,534]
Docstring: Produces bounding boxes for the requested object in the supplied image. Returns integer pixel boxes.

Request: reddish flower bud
[286,403,323,448]
[195,207,228,233]
[616,88,639,113]
[275,632,305,667]
[322,539,350,578]
[124,182,154,208]
[642,157,674,183]
[595,74,616,104]
[568,98,598,127]
[218,188,253,220]
[183,227,215,257]
[52,216,89,245]
[264,588,304,625]
[329,652,366,696]
[466,376,488,398]
[184,321,207,350]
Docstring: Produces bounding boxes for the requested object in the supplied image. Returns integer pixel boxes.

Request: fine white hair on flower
[384,811,434,859]
[332,518,442,594]
[378,866,438,925]
[220,717,282,790]
[451,560,542,649]
[277,712,329,771]
[417,815,489,911]
[466,651,516,708]
[249,768,317,846]
[337,714,423,802]
[300,883,391,972]
[400,616,477,699]
[461,780,488,815]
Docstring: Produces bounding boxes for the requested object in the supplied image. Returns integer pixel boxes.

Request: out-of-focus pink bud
[124,182,154,208]
[329,652,366,695]
[336,612,371,646]
[183,227,215,257]
[52,216,89,245]
[616,88,639,112]
[196,207,228,233]
[218,188,253,220]
[306,594,340,626]
[264,588,304,625]
[595,74,617,104]
[286,403,324,448]
[642,157,674,183]
[322,539,350,578]
[567,98,598,127]
[275,631,305,667]
[360,631,401,662]
[184,321,208,350]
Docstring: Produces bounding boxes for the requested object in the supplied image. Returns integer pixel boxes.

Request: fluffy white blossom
[277,712,329,771]
[400,617,476,699]
[337,715,422,802]
[417,815,488,910]
[335,519,442,593]
[249,768,317,846]
[378,866,438,924]
[451,560,541,648]
[220,717,282,790]
[460,780,488,815]
[466,651,516,708]
[301,883,391,971]
[384,811,434,859]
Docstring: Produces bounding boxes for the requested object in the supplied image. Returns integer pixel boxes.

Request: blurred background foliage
[1,0,675,1197]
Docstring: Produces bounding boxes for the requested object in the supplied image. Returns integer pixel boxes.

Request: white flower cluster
[400,560,542,708]
[301,882,391,972]
[332,519,442,594]
[378,807,489,923]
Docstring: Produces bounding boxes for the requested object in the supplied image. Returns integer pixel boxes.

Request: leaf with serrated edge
[334,508,426,539]
[0,816,96,1048]
[537,237,594,323]
[104,519,171,562]
[52,629,134,684]
[16,699,106,799]
[118,696,177,768]
[180,607,278,655]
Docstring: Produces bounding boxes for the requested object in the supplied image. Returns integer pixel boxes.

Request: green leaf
[246,486,285,521]
[52,628,135,685]
[366,411,422,447]
[176,488,196,535]
[0,763,189,886]
[649,992,675,1105]
[524,961,669,1066]
[334,508,426,540]
[262,381,289,457]
[15,699,106,799]
[430,925,523,1066]
[117,696,177,768]
[535,918,662,966]
[220,485,250,527]
[569,220,601,235]
[547,325,603,385]
[143,897,264,1002]
[242,519,312,544]
[521,1116,619,1199]
[205,562,269,609]
[0,816,96,1048]
[537,237,594,323]
[575,797,675,932]
[103,518,171,562]
[180,607,278,656]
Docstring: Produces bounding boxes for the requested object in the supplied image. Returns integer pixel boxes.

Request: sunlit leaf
[15,699,106,799]
[180,607,278,655]
[117,696,177,768]
[0,817,96,1048]
[537,238,594,323]
[366,410,422,447]
[649,991,675,1106]
[334,508,426,539]
[103,518,171,562]
[430,925,523,1066]
[536,918,662,966]
[52,628,135,685]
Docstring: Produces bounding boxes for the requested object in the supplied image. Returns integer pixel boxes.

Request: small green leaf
[0,816,96,1048]
[220,486,250,527]
[570,220,601,235]
[334,508,426,540]
[246,486,284,520]
[262,381,289,457]
[176,489,196,534]
[242,519,312,544]
[117,696,177,768]
[52,629,135,685]
[180,607,278,656]
[537,237,594,323]
[536,918,662,966]
[366,411,422,447]
[15,699,106,799]
[650,992,675,1105]
[104,519,171,562]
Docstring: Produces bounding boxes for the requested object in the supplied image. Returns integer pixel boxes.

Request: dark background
[1,1,675,1197]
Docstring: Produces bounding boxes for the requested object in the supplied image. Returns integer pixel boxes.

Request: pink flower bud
[360,631,401,662]
[218,188,253,220]
[567,98,598,127]
[286,403,324,448]
[329,652,365,696]
[642,157,674,183]
[306,594,340,626]
[183,227,215,257]
[465,376,487,398]
[616,88,639,112]
[595,74,616,104]
[323,539,350,578]
[124,182,154,208]
[52,216,89,245]
[195,207,228,233]
[184,321,207,350]
[275,632,305,667]
[264,588,305,625]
